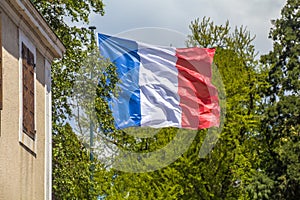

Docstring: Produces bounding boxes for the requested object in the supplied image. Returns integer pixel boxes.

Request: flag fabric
[98,33,220,130]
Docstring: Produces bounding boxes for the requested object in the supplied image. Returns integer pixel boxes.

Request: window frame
[19,30,37,154]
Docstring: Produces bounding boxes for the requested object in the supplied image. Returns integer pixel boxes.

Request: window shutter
[22,43,35,138]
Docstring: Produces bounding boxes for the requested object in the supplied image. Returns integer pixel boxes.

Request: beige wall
[0,9,47,200]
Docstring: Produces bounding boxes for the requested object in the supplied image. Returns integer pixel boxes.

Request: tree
[103,17,265,199]
[31,0,106,198]
[52,123,94,199]
[32,0,104,123]
[52,123,113,200]
[177,17,263,199]
[260,0,300,199]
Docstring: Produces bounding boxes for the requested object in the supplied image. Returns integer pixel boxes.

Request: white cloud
[90,0,286,54]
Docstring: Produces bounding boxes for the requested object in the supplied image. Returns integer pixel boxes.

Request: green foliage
[71,45,117,141]
[246,170,274,200]
[53,123,113,200]
[52,123,94,199]
[32,0,105,124]
[259,0,300,199]
[31,0,107,198]
[101,17,264,199]
[32,0,299,199]
[181,17,263,199]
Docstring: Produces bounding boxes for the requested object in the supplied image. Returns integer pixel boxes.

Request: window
[19,30,36,154]
[22,43,35,139]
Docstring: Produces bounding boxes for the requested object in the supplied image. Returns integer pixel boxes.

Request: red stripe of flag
[175,47,220,129]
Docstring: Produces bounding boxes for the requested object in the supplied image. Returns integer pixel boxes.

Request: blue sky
[89,0,286,55]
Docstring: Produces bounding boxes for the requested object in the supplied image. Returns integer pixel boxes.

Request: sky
[72,0,287,162]
[89,0,286,55]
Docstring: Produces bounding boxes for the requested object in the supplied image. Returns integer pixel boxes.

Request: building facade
[0,0,65,199]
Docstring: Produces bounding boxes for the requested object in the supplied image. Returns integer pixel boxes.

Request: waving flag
[98,33,220,130]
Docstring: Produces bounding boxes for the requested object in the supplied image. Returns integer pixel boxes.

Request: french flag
[98,33,220,130]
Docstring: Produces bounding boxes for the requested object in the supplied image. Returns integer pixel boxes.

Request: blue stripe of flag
[98,33,141,129]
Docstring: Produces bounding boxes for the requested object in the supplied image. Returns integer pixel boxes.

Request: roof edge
[1,0,66,59]
[17,0,66,58]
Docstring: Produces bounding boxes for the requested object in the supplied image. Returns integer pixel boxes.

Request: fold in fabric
[98,33,220,130]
